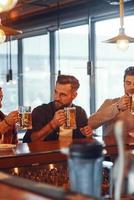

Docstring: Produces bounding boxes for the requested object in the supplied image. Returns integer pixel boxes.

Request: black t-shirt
[23,101,88,143]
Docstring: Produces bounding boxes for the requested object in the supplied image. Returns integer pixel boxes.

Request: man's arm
[88,99,120,129]
[88,95,130,129]
[0,111,18,135]
[30,109,66,142]
[30,120,56,141]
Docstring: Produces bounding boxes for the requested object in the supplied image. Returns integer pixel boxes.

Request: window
[55,25,90,115]
[23,34,50,110]
[96,16,134,108]
[0,41,18,114]
[95,15,134,134]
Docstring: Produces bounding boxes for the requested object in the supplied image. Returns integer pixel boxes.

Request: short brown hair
[56,75,80,91]
[124,66,134,81]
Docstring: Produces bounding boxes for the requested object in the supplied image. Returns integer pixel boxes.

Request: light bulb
[116,39,129,51]
[0,29,6,43]
[0,0,18,12]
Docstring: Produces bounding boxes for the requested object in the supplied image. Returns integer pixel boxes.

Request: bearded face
[124,75,134,95]
[54,83,77,110]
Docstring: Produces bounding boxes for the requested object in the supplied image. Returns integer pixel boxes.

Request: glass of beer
[64,107,76,129]
[18,106,32,130]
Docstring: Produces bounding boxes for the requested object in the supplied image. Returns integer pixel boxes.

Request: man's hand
[117,95,131,111]
[5,111,19,126]
[51,109,66,129]
[80,125,92,138]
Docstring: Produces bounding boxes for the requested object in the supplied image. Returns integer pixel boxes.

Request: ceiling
[1,0,90,21]
[1,0,86,21]
[1,0,134,35]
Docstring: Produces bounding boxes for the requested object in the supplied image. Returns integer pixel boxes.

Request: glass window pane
[95,15,134,135]
[96,16,134,109]
[23,34,50,109]
[0,41,18,113]
[56,25,90,115]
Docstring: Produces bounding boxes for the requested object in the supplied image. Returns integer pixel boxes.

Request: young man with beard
[88,66,134,136]
[0,87,18,143]
[23,75,92,143]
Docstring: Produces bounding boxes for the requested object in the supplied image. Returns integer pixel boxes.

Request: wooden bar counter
[0,172,97,200]
[0,138,76,187]
[0,135,134,168]
[0,136,134,189]
[0,138,94,187]
[0,139,72,168]
[103,134,134,156]
[0,137,99,169]
[0,137,100,199]
[0,136,134,199]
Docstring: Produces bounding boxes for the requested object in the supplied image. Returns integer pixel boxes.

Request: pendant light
[57,2,61,76]
[9,38,12,81]
[6,40,9,82]
[0,18,22,44]
[0,0,18,12]
[6,37,12,82]
[104,0,134,51]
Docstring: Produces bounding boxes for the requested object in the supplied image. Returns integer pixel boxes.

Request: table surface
[0,137,95,157]
[0,135,133,168]
[0,136,133,199]
[0,137,94,168]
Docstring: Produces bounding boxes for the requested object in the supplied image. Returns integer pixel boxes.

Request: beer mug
[18,106,32,130]
[64,107,76,129]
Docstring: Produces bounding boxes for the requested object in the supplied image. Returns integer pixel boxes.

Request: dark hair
[56,75,80,91]
[124,66,134,81]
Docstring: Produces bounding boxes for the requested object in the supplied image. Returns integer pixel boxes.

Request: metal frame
[49,31,56,101]
[18,39,23,106]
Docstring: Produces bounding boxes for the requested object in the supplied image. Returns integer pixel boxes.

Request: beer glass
[18,106,32,130]
[64,107,76,129]
[59,128,73,143]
